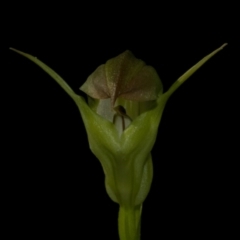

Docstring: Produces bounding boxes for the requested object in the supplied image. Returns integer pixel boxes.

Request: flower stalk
[118,205,142,240]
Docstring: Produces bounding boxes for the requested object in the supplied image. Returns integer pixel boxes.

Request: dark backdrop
[7,4,238,239]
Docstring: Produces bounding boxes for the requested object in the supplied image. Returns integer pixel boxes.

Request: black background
[7,3,238,239]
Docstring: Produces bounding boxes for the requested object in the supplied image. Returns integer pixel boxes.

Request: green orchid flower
[10,44,227,240]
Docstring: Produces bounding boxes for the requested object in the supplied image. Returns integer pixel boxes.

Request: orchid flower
[10,44,227,240]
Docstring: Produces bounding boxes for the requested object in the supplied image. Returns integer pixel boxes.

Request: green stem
[118,205,142,240]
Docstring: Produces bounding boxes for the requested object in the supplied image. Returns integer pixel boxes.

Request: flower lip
[114,105,131,120]
[113,105,132,133]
